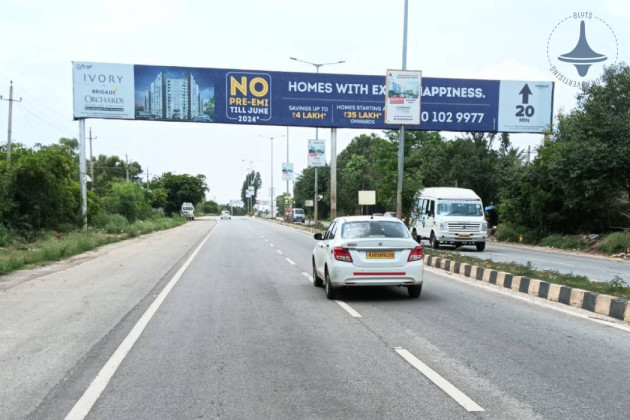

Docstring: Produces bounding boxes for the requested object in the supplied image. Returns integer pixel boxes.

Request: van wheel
[476,242,485,252]
[430,232,440,249]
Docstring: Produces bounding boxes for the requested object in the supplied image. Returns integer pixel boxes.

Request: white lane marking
[264,239,269,242]
[276,250,283,255]
[302,272,313,282]
[285,258,295,265]
[269,243,275,247]
[65,224,218,420]
[336,301,362,318]
[427,266,630,333]
[395,347,485,412]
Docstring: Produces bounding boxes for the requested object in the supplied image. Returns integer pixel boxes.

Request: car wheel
[411,229,419,243]
[408,284,422,298]
[325,268,337,299]
[476,242,486,252]
[430,232,440,249]
[312,259,323,287]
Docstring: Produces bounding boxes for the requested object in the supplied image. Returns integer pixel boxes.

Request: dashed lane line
[395,347,485,412]
[285,258,295,265]
[335,301,362,318]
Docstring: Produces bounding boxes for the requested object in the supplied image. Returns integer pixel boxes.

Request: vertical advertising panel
[385,70,422,125]
[308,139,326,167]
[72,62,135,119]
[282,162,294,181]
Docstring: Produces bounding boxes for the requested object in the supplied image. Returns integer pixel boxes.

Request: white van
[410,187,487,251]
[180,202,195,220]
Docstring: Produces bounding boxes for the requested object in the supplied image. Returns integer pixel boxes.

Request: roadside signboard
[358,190,376,205]
[308,139,326,167]
[385,70,422,125]
[304,199,314,207]
[282,162,294,181]
[72,61,554,133]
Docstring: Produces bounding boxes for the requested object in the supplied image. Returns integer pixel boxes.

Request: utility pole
[89,127,96,186]
[125,154,130,181]
[260,134,284,219]
[1,81,22,164]
[146,167,150,191]
[396,0,409,219]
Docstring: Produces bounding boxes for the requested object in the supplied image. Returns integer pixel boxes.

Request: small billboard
[385,70,422,125]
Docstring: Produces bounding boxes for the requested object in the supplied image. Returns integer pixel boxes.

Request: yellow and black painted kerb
[424,255,630,323]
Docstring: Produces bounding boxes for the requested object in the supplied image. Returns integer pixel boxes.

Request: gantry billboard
[73,62,554,133]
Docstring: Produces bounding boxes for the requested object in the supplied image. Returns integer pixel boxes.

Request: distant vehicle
[220,210,231,220]
[292,208,305,223]
[410,187,487,251]
[383,212,398,218]
[312,215,424,299]
[193,114,212,122]
[180,202,195,220]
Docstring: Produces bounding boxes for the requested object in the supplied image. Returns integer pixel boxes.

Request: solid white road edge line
[64,224,219,420]
[336,301,362,318]
[426,266,630,333]
[285,258,296,265]
[394,347,485,412]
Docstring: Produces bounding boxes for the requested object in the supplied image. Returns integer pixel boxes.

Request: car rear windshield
[294,209,304,214]
[341,221,409,239]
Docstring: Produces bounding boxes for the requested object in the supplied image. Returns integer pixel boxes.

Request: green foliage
[202,200,220,214]
[102,214,129,233]
[103,181,151,222]
[151,172,208,216]
[500,64,630,234]
[293,166,330,220]
[240,170,262,212]
[0,225,13,247]
[538,234,587,250]
[597,232,630,255]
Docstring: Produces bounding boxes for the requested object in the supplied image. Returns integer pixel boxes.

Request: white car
[312,216,424,299]
[220,210,231,220]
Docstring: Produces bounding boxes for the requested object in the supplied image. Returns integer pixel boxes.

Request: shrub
[103,181,151,222]
[103,214,129,234]
[598,232,630,255]
[0,225,13,247]
[539,234,587,250]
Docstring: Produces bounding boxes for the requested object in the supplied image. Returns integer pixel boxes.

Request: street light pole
[242,159,254,214]
[396,0,409,219]
[260,134,285,219]
[289,57,345,223]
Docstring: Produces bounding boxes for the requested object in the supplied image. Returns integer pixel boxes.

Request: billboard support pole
[396,0,409,220]
[79,119,87,230]
[330,127,337,220]
[314,128,319,224]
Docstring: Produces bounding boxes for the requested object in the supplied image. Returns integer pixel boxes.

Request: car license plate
[459,234,471,238]
[366,251,395,259]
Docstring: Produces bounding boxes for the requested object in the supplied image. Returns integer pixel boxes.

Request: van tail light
[333,247,353,263]
[408,246,424,262]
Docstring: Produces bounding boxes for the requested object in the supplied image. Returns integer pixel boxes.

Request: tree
[104,181,151,222]
[293,165,330,220]
[151,173,208,216]
[240,170,261,212]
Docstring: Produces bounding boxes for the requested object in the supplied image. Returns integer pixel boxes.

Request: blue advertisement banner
[73,62,554,133]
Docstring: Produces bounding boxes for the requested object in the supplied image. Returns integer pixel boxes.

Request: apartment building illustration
[143,72,204,120]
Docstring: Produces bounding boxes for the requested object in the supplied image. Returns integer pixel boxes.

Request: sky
[1,0,628,204]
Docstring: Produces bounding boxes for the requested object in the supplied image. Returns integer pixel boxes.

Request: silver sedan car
[312,216,424,299]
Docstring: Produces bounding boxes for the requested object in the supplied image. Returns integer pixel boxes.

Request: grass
[424,248,630,300]
[0,217,187,276]
[494,224,630,255]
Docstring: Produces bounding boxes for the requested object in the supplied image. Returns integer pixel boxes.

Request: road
[428,241,630,283]
[2,217,629,419]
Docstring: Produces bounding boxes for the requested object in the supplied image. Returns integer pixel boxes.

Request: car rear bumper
[329,263,424,288]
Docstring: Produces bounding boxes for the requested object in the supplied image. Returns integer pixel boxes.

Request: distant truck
[409,187,488,251]
[180,202,195,220]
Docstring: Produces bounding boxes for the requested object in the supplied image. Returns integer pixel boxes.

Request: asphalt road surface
[2,217,629,419]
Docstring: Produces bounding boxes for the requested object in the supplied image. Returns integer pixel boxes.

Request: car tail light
[408,246,424,262]
[333,247,353,263]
